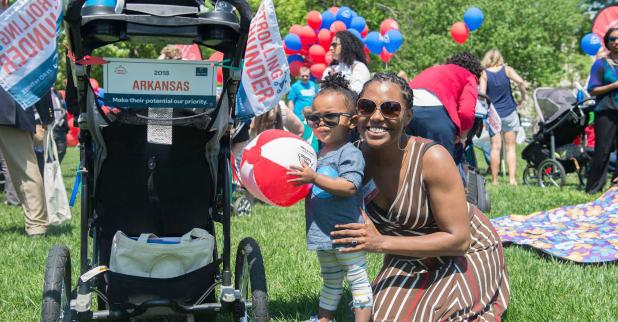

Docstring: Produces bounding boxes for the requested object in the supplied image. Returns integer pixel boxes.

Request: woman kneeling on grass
[331,73,510,321]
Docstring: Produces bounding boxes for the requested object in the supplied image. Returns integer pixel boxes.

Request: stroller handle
[65,0,253,32]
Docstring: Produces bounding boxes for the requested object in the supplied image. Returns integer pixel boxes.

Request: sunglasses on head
[305,112,352,128]
[356,98,402,119]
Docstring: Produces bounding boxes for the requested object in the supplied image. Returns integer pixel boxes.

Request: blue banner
[0,0,62,109]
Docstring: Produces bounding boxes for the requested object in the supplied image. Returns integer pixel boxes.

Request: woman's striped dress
[367,138,510,321]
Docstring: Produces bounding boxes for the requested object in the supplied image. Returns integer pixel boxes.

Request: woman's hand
[331,209,385,253]
[287,163,317,185]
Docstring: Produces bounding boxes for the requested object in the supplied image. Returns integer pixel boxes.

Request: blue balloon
[581,33,602,56]
[350,16,366,32]
[284,34,302,51]
[384,29,403,53]
[97,88,105,99]
[463,7,484,31]
[336,7,354,27]
[348,29,363,42]
[312,166,339,199]
[287,54,304,64]
[321,10,336,30]
[365,31,383,54]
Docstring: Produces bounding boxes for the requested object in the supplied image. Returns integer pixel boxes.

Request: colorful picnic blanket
[491,186,618,263]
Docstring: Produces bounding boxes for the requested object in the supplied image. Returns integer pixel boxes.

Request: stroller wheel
[537,159,566,188]
[522,165,538,186]
[42,245,72,322]
[233,195,253,217]
[234,237,269,322]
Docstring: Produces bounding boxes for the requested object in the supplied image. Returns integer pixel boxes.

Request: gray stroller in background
[521,87,593,187]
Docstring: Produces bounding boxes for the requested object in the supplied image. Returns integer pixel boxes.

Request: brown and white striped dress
[367,138,510,322]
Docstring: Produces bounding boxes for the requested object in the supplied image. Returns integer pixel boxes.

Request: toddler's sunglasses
[356,98,402,119]
[306,112,352,128]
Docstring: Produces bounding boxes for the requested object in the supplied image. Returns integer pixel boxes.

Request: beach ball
[240,129,317,207]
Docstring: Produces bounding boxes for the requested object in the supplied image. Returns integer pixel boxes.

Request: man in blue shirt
[287,66,318,121]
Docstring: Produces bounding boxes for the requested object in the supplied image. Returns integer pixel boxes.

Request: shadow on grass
[269,291,355,321]
[0,223,73,237]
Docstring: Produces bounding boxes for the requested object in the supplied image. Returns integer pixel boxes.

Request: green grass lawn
[0,147,616,321]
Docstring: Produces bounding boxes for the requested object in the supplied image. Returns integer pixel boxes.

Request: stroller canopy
[533,87,577,124]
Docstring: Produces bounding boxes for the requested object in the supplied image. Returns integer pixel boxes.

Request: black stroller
[42,1,269,321]
[522,87,593,188]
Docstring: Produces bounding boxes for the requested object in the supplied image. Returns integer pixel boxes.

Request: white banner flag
[235,0,290,120]
[0,0,62,109]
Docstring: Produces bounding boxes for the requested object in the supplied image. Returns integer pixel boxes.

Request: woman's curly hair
[359,72,414,110]
[317,72,358,113]
[331,31,367,67]
[446,52,483,79]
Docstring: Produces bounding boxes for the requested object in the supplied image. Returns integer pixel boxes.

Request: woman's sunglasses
[609,36,618,42]
[306,112,352,128]
[356,98,402,119]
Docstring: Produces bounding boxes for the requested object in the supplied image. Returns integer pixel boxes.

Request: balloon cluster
[580,32,602,56]
[283,6,404,78]
[450,7,484,44]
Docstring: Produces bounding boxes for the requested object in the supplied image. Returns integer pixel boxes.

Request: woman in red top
[406,52,482,182]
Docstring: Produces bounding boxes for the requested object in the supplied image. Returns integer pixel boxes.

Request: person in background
[479,49,527,186]
[287,66,318,121]
[51,88,69,163]
[158,44,182,60]
[585,27,618,194]
[406,52,483,183]
[0,149,20,206]
[0,87,52,237]
[323,31,370,94]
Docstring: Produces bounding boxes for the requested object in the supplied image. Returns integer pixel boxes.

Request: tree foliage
[0,0,597,88]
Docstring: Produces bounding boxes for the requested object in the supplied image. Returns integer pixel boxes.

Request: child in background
[288,73,372,322]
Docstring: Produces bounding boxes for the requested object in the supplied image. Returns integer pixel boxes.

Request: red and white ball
[240,129,317,207]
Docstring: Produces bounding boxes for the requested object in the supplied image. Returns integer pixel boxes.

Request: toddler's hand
[287,163,317,185]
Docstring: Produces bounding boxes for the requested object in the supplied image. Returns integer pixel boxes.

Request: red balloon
[325,51,333,65]
[310,63,326,79]
[306,10,322,30]
[309,44,326,64]
[317,28,332,49]
[67,133,79,147]
[298,25,316,48]
[289,61,305,77]
[380,19,400,35]
[450,22,469,44]
[330,21,347,33]
[329,6,338,14]
[289,24,303,36]
[361,24,369,37]
[217,67,223,85]
[70,127,79,136]
[208,51,224,85]
[89,78,99,92]
[379,49,394,63]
